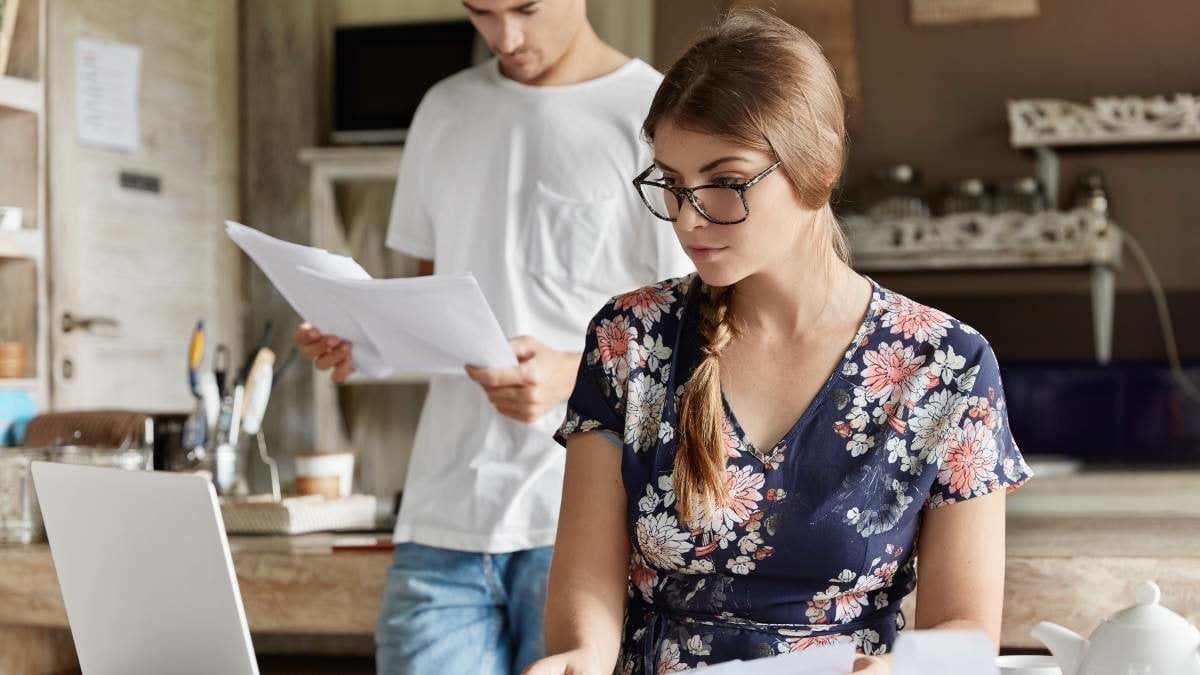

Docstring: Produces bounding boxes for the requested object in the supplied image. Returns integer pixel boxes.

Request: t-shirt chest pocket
[523,181,619,292]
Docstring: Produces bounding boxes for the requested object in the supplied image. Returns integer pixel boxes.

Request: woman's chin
[693,263,744,289]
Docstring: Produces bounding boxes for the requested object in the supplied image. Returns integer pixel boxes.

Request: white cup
[295,451,355,498]
[997,655,1061,675]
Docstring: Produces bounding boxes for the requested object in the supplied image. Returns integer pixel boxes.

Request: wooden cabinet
[0,0,48,410]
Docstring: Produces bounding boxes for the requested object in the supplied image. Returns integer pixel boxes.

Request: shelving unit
[0,0,48,410]
[846,94,1200,366]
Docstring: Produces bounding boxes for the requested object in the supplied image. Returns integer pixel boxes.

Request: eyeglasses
[633,161,782,225]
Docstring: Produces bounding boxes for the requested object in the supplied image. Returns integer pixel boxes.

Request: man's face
[463,0,587,84]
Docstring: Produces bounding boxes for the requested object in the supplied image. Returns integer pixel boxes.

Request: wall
[656,0,1200,362]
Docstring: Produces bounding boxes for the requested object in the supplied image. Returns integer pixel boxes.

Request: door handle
[61,312,120,334]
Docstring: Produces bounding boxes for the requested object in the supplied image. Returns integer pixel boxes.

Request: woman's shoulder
[872,284,992,357]
[588,274,696,337]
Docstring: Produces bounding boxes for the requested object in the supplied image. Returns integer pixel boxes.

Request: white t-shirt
[386,58,693,553]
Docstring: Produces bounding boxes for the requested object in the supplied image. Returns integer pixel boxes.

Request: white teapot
[1031,581,1200,675]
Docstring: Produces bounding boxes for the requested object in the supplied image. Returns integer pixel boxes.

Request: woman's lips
[685,245,727,262]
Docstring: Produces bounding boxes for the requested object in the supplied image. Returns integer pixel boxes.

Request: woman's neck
[731,236,866,340]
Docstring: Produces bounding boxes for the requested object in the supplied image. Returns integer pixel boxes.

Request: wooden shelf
[1009,94,1200,149]
[844,209,1122,270]
[0,76,41,113]
[0,229,42,260]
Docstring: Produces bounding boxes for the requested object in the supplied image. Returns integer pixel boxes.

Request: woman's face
[650,119,819,288]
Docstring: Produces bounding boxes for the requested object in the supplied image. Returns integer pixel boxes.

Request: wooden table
[3,471,1200,672]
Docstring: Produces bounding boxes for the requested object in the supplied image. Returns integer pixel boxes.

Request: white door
[47,0,240,412]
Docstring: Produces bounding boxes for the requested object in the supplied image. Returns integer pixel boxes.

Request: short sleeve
[554,313,626,448]
[925,338,1033,510]
[385,96,437,260]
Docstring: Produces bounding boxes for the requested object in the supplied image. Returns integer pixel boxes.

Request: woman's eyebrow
[653,156,753,174]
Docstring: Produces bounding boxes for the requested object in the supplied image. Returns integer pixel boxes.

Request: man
[293,1,692,674]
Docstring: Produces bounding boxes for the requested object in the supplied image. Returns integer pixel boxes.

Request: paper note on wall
[76,37,141,152]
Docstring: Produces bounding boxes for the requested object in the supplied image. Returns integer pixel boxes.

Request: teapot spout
[1030,621,1086,675]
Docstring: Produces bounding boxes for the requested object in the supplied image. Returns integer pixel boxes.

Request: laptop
[32,462,258,675]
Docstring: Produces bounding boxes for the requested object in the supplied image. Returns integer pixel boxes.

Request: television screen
[334,21,478,144]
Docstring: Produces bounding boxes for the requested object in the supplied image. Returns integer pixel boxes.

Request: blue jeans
[375,542,553,675]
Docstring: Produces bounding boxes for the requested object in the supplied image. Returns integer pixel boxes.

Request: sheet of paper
[226,221,516,378]
[891,630,998,675]
[226,221,389,376]
[76,37,141,152]
[299,269,517,374]
[695,642,854,674]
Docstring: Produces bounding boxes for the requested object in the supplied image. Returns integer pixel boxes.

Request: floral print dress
[555,274,1032,673]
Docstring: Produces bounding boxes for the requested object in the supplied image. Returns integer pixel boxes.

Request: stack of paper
[226,221,516,378]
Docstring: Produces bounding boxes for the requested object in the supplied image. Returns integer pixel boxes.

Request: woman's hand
[853,655,891,673]
[521,648,606,675]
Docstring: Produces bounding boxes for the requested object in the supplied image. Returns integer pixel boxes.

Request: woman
[528,10,1032,674]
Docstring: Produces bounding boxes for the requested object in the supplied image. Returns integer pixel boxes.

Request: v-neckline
[719,278,882,468]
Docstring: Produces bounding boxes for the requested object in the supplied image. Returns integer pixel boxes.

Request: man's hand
[293,322,354,384]
[466,336,579,424]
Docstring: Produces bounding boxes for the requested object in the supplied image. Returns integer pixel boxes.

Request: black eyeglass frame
[632,161,783,225]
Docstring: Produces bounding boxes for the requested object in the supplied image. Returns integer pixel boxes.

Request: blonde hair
[643,9,852,521]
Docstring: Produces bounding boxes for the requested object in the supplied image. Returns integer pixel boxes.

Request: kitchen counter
[3,470,1199,672]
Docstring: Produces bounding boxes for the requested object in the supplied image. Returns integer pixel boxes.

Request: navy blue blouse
[556,274,1032,672]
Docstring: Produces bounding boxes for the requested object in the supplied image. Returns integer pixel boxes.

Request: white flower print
[685,634,712,657]
[738,530,764,555]
[638,484,660,514]
[847,433,876,457]
[908,389,968,462]
[846,405,870,432]
[658,420,675,444]
[853,628,885,655]
[928,346,966,386]
[727,555,756,575]
[885,435,908,464]
[640,333,673,372]
[636,512,693,570]
[874,592,890,611]
[624,373,667,453]
[686,558,715,575]
[657,474,676,509]
[956,364,980,393]
[842,361,859,377]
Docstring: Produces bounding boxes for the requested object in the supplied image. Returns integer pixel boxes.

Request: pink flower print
[614,283,676,329]
[596,315,641,380]
[881,294,951,345]
[861,341,926,405]
[938,420,999,497]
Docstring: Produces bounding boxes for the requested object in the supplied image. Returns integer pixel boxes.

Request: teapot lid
[1106,581,1194,631]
